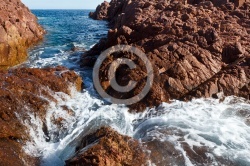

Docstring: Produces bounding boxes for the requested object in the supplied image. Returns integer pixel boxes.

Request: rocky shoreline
[0,0,250,165]
[0,1,84,164]
[83,0,250,111]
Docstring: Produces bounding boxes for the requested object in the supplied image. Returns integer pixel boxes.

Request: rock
[239,82,250,100]
[84,0,250,112]
[140,127,238,166]
[192,0,250,7]
[233,0,250,7]
[0,66,82,165]
[89,1,110,20]
[70,46,86,52]
[222,42,245,64]
[66,127,147,166]
[0,0,45,69]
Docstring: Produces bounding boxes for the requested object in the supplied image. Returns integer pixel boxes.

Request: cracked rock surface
[84,0,250,111]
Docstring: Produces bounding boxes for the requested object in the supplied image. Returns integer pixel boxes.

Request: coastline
[0,0,249,165]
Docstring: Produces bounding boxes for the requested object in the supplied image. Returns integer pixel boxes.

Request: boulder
[66,127,147,166]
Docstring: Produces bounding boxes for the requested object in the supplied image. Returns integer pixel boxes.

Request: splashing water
[20,10,250,166]
[22,86,250,166]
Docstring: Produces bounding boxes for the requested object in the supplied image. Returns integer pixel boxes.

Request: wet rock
[0,66,82,165]
[70,46,86,52]
[140,127,238,166]
[0,0,45,69]
[66,127,147,166]
[0,138,40,166]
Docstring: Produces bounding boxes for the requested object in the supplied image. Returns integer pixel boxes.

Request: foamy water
[20,10,250,166]
[21,82,250,166]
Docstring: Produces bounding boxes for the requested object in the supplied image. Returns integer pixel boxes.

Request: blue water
[24,10,108,69]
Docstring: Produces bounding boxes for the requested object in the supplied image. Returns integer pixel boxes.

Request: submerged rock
[0,66,82,165]
[83,0,250,111]
[0,0,45,69]
[142,127,239,166]
[66,127,147,166]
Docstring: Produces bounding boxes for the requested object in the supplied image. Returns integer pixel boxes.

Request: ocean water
[24,10,108,71]
[21,10,250,166]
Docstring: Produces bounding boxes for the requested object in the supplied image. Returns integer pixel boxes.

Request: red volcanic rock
[83,0,250,111]
[0,0,45,69]
[66,127,147,166]
[0,66,82,165]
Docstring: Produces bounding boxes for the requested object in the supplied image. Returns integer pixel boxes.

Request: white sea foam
[24,46,82,70]
[22,86,134,165]
[133,98,250,165]
[90,43,96,48]
[37,17,46,20]
[72,42,87,49]
[21,83,250,166]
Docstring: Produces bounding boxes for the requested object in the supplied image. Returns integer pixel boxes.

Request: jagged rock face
[0,0,45,69]
[0,66,82,165]
[66,127,147,166]
[84,0,250,111]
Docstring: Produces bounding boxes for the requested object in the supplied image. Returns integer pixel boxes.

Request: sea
[21,10,250,166]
